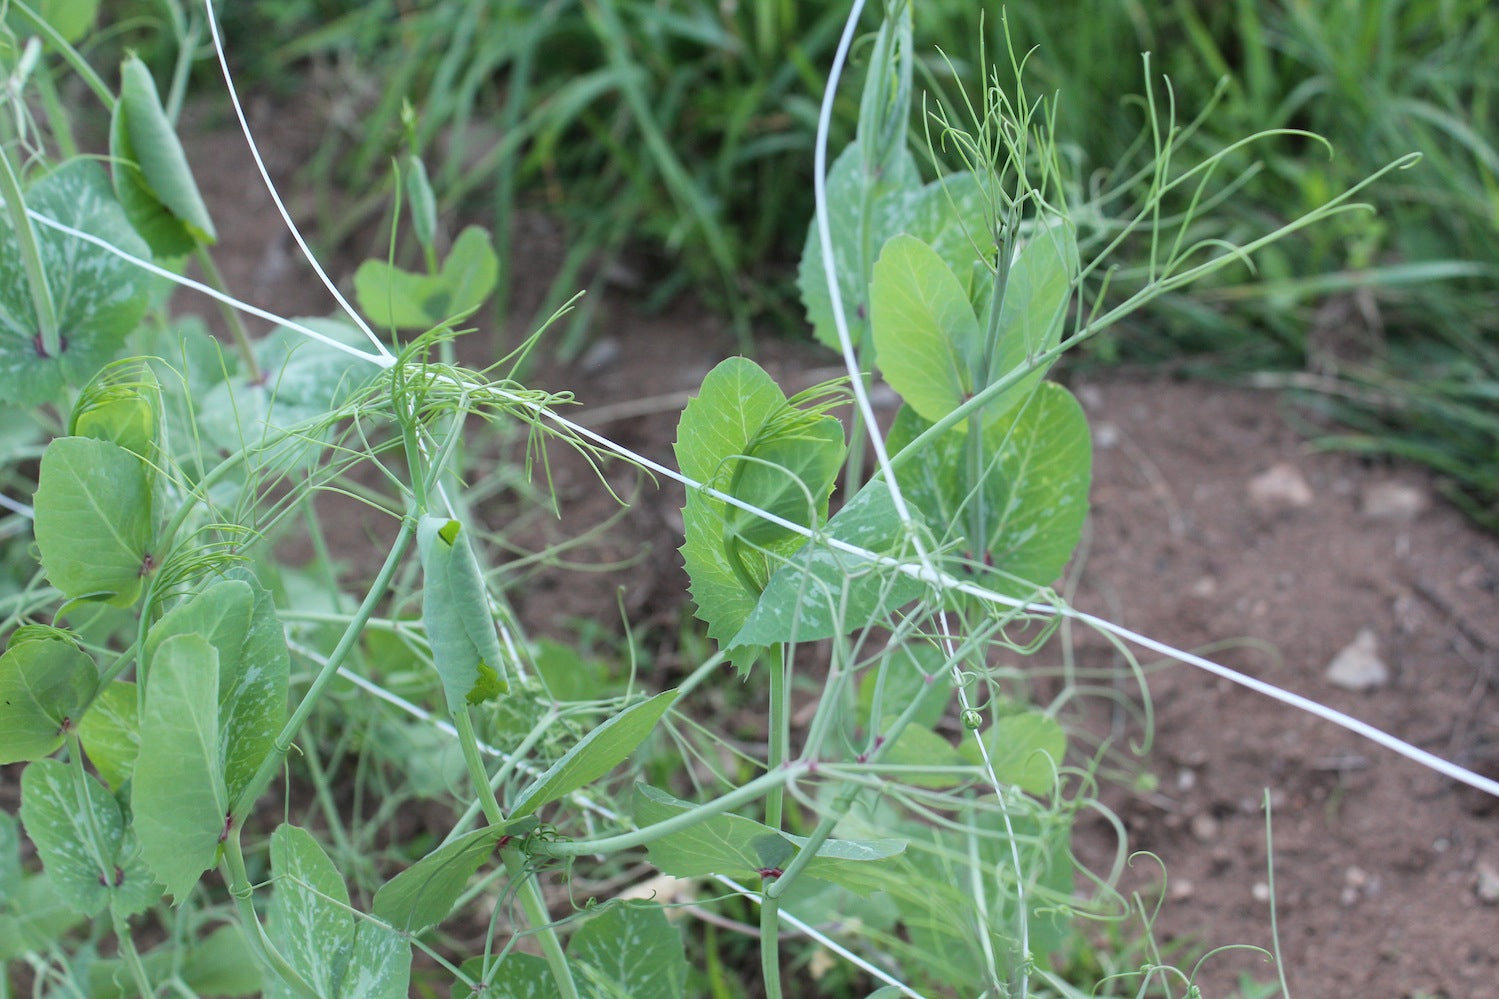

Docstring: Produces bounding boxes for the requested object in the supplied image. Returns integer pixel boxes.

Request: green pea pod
[402,153,438,254]
[111,53,217,254]
[417,516,510,714]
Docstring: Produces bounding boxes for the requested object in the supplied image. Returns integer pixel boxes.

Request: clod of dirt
[1477,860,1499,904]
[1324,628,1390,691]
[1247,461,1315,512]
[1360,480,1429,521]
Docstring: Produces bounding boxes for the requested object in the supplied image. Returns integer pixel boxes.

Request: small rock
[578,336,620,374]
[1169,877,1195,901]
[1325,628,1389,691]
[1188,575,1217,599]
[1093,421,1120,449]
[1251,881,1271,903]
[1477,860,1499,904]
[1248,462,1314,512]
[1190,813,1219,843]
[1175,767,1197,792]
[1361,481,1428,521]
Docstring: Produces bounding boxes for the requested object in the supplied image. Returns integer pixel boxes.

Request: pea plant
[3,1,1490,998]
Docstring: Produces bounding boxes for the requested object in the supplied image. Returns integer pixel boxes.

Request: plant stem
[535,764,809,858]
[108,911,157,999]
[0,140,59,358]
[222,835,321,999]
[766,643,787,830]
[759,897,784,999]
[501,845,580,999]
[453,706,504,826]
[192,244,262,381]
[229,516,416,819]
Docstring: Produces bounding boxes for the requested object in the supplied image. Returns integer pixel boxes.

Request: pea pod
[417,516,509,713]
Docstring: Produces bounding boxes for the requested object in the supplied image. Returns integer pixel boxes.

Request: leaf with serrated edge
[511,690,678,820]
[133,633,228,902]
[20,758,158,917]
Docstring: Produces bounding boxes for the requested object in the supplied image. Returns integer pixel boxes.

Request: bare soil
[183,108,1499,999]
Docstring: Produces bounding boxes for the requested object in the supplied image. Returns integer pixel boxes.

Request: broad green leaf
[418,516,510,714]
[0,872,85,961]
[198,318,376,472]
[373,824,506,933]
[857,642,952,732]
[570,903,686,999]
[221,570,290,804]
[982,216,1079,419]
[870,233,984,425]
[0,811,19,896]
[0,627,96,763]
[267,824,410,999]
[139,573,287,804]
[267,824,353,999]
[453,953,552,999]
[11,0,101,42]
[797,143,921,349]
[732,479,926,648]
[0,160,152,406]
[959,708,1067,796]
[886,383,1091,598]
[510,689,678,820]
[111,54,217,254]
[133,633,228,902]
[878,721,968,789]
[89,923,262,998]
[676,357,844,649]
[144,579,254,701]
[33,435,154,607]
[633,784,904,896]
[19,757,158,917]
[78,680,139,789]
[354,225,498,329]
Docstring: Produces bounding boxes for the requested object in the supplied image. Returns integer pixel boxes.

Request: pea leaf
[732,479,925,648]
[870,233,984,426]
[19,757,159,917]
[0,160,153,406]
[0,628,96,763]
[510,690,678,820]
[132,633,229,902]
[959,708,1067,796]
[633,784,904,896]
[981,215,1079,421]
[267,825,411,999]
[675,357,845,649]
[570,903,687,999]
[373,824,507,933]
[7,0,101,42]
[33,436,155,607]
[78,680,139,789]
[886,383,1091,598]
[354,225,498,329]
[797,142,921,350]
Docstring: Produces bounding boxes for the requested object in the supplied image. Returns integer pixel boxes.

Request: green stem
[766,644,787,830]
[192,245,261,381]
[453,707,504,826]
[0,141,59,358]
[759,897,783,999]
[108,911,157,999]
[535,764,809,859]
[8,0,115,110]
[222,836,321,999]
[229,517,416,818]
[502,846,579,999]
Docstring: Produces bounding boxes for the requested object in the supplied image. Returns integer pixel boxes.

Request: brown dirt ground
[173,105,1499,998]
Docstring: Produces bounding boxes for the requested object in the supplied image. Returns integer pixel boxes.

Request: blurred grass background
[117,0,1497,529]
